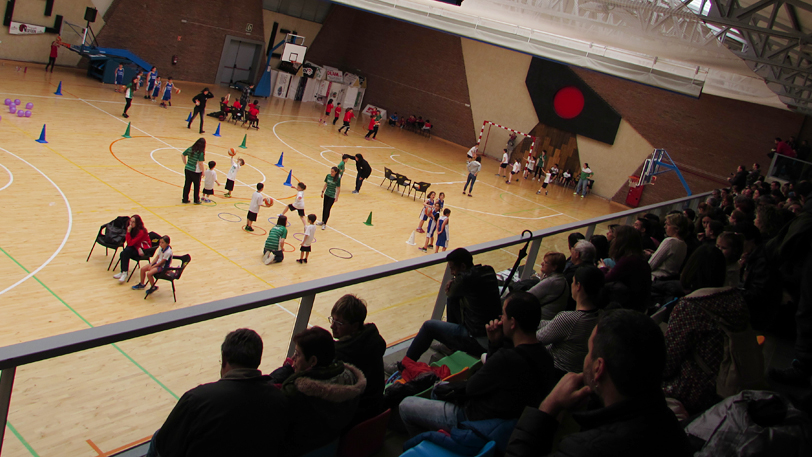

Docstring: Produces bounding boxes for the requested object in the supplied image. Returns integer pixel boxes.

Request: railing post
[287,294,316,358]
[767,152,779,179]
[431,264,453,321]
[0,367,17,456]
[584,224,596,239]
[520,238,542,280]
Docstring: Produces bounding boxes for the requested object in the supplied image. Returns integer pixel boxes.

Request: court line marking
[390,154,445,174]
[0,147,72,297]
[326,225,398,262]
[0,162,13,191]
[444,204,564,220]
[5,421,39,457]
[318,150,385,181]
[33,88,297,316]
[319,145,394,149]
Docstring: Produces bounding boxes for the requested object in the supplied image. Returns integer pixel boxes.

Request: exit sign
[246,23,253,33]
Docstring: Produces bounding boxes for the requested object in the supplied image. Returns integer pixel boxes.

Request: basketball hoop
[628,176,640,188]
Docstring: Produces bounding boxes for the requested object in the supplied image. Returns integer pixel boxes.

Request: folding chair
[147,254,191,302]
[396,174,412,195]
[409,182,431,201]
[380,167,398,189]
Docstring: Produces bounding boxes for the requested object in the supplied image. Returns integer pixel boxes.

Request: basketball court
[0,61,626,456]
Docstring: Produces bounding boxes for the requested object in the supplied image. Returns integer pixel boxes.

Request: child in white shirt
[507,160,521,184]
[297,214,317,264]
[132,235,172,296]
[245,183,265,232]
[498,149,509,177]
[537,169,553,196]
[281,182,307,227]
[224,156,244,198]
[202,161,221,203]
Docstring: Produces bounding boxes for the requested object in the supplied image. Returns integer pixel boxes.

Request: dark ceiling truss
[699,0,812,110]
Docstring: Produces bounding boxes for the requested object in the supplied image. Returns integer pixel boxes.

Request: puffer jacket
[282,362,367,456]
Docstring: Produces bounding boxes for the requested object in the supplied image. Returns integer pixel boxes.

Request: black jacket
[154,368,291,457]
[729,170,747,189]
[446,264,501,338]
[506,394,693,457]
[464,342,557,422]
[192,91,214,110]
[355,158,372,179]
[335,323,387,423]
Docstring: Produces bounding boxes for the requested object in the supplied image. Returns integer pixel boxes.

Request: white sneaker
[321,224,326,230]
[262,252,273,265]
[118,272,128,283]
[113,272,124,279]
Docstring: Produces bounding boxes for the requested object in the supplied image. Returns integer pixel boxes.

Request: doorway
[216,36,264,86]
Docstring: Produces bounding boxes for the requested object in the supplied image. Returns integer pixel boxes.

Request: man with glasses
[329,294,386,425]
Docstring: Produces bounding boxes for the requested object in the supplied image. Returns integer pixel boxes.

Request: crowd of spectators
[144,170,811,455]
[389,112,432,135]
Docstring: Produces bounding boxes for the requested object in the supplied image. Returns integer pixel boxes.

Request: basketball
[175,88,181,94]
[263,197,273,207]
[228,148,236,156]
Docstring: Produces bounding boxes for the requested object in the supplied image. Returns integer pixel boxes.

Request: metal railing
[0,189,711,453]
[767,153,812,184]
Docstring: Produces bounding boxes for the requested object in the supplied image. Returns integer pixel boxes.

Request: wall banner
[9,22,47,35]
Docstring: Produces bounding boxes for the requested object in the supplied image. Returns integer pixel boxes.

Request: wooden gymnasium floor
[0,60,626,456]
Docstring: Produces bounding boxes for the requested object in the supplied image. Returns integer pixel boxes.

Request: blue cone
[276,152,284,168]
[54,82,63,96]
[35,124,48,143]
[185,112,192,122]
[283,170,292,187]
[213,123,222,137]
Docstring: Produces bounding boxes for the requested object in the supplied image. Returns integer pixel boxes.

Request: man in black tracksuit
[188,88,214,134]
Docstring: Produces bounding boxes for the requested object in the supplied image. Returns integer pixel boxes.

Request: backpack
[694,306,768,398]
[101,216,129,247]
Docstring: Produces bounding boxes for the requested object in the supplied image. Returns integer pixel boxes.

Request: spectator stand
[768,152,812,183]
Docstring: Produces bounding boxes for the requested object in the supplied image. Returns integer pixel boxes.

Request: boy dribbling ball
[245,183,267,232]
[297,214,317,264]
[280,182,307,227]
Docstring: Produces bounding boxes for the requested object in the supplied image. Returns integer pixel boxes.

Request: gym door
[220,40,260,85]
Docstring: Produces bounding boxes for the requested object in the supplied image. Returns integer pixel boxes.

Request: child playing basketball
[122,76,137,118]
[338,108,355,135]
[537,169,552,195]
[419,201,442,252]
[524,154,535,180]
[115,63,125,92]
[506,159,521,184]
[415,191,436,233]
[498,149,509,177]
[437,192,445,209]
[144,66,157,99]
[224,155,244,198]
[202,161,220,203]
[321,98,333,125]
[245,183,265,232]
[131,235,171,296]
[333,103,342,125]
[280,182,307,227]
[160,77,176,108]
[435,209,451,253]
[297,214,317,263]
[263,215,287,265]
[151,76,162,101]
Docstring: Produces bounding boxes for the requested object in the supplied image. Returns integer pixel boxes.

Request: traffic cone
[185,112,192,122]
[35,124,48,143]
[406,230,416,245]
[54,81,63,96]
[122,122,132,138]
[276,152,284,168]
[283,170,292,187]
[213,123,222,137]
[363,212,374,226]
[239,134,247,149]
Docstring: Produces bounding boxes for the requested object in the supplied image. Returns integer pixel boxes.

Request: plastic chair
[86,216,129,270]
[431,351,480,374]
[396,174,412,195]
[400,440,496,457]
[302,438,339,457]
[409,182,431,201]
[337,408,392,457]
[147,254,191,302]
[381,167,398,189]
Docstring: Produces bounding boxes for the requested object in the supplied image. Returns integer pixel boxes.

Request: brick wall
[306,6,475,146]
[96,0,265,84]
[570,67,806,204]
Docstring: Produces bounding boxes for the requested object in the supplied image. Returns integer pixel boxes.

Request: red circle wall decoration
[553,86,585,119]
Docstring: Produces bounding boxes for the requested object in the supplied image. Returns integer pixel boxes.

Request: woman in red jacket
[113,215,152,283]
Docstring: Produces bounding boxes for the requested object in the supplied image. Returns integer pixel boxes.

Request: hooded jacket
[281,362,367,455]
[335,323,386,423]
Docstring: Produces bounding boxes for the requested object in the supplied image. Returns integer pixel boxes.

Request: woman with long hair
[181,138,206,204]
[602,225,652,311]
[113,215,152,283]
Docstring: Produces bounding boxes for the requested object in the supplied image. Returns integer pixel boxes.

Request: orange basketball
[263,197,273,207]
[175,88,181,94]
[228,148,236,157]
